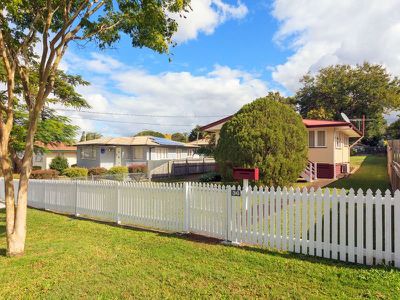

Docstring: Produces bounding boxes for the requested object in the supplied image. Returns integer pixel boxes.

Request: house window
[133,147,143,159]
[343,135,349,147]
[308,131,315,147]
[336,132,342,149]
[34,153,43,162]
[81,146,96,160]
[308,130,326,148]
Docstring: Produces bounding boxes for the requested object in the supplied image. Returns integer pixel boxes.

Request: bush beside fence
[0,179,399,268]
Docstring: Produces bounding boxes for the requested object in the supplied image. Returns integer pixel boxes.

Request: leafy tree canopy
[80,131,103,141]
[386,118,400,140]
[188,125,207,142]
[171,132,187,142]
[134,130,165,138]
[215,92,308,187]
[295,63,400,145]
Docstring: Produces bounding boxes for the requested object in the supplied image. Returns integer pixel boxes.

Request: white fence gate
[0,179,399,268]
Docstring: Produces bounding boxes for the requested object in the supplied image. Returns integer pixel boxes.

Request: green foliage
[135,130,165,138]
[62,167,88,178]
[188,126,207,142]
[107,166,128,181]
[215,93,308,187]
[295,63,400,145]
[80,132,103,142]
[49,156,69,173]
[386,118,400,139]
[107,166,129,174]
[306,107,334,120]
[171,132,187,143]
[30,169,59,179]
[199,172,221,182]
[88,167,108,176]
[128,164,147,173]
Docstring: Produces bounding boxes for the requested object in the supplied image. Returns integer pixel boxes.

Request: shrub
[107,166,128,174]
[63,167,88,178]
[214,93,308,187]
[88,167,107,176]
[199,172,221,182]
[32,166,42,171]
[107,166,128,181]
[128,164,147,173]
[30,169,59,179]
[49,156,69,173]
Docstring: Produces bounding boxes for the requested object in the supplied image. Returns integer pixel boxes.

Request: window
[308,130,326,148]
[344,135,349,147]
[81,146,96,160]
[308,131,315,147]
[336,132,342,149]
[34,153,43,162]
[133,147,143,159]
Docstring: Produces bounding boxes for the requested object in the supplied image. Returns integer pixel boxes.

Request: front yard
[0,208,399,298]
[327,155,390,192]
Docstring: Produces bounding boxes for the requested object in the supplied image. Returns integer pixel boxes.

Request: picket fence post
[226,185,232,242]
[184,182,190,232]
[116,182,121,225]
[75,180,80,217]
[395,190,400,268]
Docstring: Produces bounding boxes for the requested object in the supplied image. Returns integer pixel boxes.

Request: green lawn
[1,209,399,298]
[327,155,390,192]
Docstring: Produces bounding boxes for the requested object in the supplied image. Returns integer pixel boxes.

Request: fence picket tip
[356,188,364,196]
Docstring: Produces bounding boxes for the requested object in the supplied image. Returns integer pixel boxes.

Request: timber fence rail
[0,179,399,268]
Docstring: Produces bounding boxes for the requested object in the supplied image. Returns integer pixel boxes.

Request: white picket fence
[1,179,399,268]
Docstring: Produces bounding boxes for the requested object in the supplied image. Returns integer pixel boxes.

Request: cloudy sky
[59,0,400,137]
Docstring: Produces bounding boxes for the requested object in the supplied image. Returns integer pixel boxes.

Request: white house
[33,142,77,170]
[76,135,198,169]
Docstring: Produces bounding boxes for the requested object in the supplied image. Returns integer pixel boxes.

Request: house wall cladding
[1,179,399,268]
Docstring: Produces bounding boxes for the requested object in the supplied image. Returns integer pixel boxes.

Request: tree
[188,125,207,142]
[171,132,187,142]
[295,63,400,145]
[135,130,165,138]
[214,93,308,187]
[80,131,102,141]
[386,118,400,139]
[49,156,69,173]
[0,0,191,256]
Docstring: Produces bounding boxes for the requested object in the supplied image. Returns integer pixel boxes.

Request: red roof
[35,142,77,151]
[201,116,363,136]
[302,119,351,127]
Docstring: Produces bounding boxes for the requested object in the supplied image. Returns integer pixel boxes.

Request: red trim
[201,116,362,136]
[200,115,233,131]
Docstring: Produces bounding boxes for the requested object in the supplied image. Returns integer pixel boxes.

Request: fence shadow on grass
[58,209,398,272]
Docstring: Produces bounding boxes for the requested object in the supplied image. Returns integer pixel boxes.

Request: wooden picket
[0,179,400,267]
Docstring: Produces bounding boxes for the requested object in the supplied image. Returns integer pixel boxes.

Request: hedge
[62,167,88,178]
[30,169,59,179]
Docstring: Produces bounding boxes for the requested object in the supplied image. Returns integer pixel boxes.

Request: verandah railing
[0,179,399,268]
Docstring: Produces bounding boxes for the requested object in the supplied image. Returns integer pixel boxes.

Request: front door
[115,147,122,166]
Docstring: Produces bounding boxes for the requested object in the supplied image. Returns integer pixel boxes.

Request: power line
[67,116,193,127]
[56,108,229,118]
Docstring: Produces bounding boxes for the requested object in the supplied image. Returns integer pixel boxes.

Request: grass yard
[1,209,399,298]
[327,155,390,192]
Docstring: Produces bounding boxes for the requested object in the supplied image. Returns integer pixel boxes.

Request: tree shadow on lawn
[58,211,398,273]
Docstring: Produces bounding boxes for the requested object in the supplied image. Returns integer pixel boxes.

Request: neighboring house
[76,135,197,169]
[187,138,210,147]
[33,142,77,170]
[200,117,363,180]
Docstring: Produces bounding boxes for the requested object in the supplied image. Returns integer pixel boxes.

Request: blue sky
[57,0,400,136]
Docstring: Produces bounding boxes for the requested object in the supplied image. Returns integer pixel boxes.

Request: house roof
[201,116,362,137]
[187,138,210,146]
[77,136,198,148]
[35,142,77,151]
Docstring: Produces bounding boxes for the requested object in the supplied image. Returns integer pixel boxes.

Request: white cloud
[172,0,248,43]
[271,0,400,92]
[59,55,268,136]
